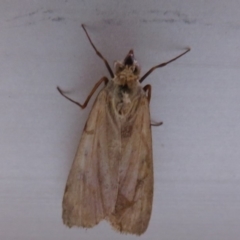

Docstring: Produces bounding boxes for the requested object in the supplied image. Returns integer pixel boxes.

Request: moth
[57,24,190,235]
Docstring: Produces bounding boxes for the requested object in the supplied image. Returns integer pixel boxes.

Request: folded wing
[62,89,120,228]
[109,94,153,235]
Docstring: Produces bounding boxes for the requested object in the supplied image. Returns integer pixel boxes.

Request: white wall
[1,1,240,239]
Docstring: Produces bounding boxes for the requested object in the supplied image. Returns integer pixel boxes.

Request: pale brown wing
[62,88,120,228]
[108,94,153,235]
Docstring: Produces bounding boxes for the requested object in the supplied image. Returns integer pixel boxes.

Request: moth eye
[133,66,139,75]
[115,63,124,73]
[118,66,124,71]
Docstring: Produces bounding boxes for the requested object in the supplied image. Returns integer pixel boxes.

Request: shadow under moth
[57,24,190,235]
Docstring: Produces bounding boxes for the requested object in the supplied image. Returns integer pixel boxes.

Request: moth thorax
[115,70,139,86]
[116,93,132,116]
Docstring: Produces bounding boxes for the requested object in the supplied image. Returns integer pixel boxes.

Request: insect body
[57,24,190,235]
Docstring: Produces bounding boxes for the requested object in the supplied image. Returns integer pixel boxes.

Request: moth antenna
[81,24,114,78]
[140,48,190,83]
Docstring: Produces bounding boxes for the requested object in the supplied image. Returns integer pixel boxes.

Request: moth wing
[62,88,120,228]
[109,94,153,235]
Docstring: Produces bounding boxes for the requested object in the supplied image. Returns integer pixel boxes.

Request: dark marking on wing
[119,84,131,94]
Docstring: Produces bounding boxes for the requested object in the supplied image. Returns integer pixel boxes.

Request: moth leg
[82,24,114,78]
[143,84,152,102]
[57,76,108,109]
[143,85,163,126]
[140,48,190,83]
[151,121,163,127]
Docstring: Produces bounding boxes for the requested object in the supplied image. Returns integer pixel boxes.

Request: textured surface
[1,0,240,239]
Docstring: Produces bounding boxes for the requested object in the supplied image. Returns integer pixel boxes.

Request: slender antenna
[139,48,190,83]
[81,24,114,78]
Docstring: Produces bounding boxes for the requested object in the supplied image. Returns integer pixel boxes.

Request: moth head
[114,50,141,81]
